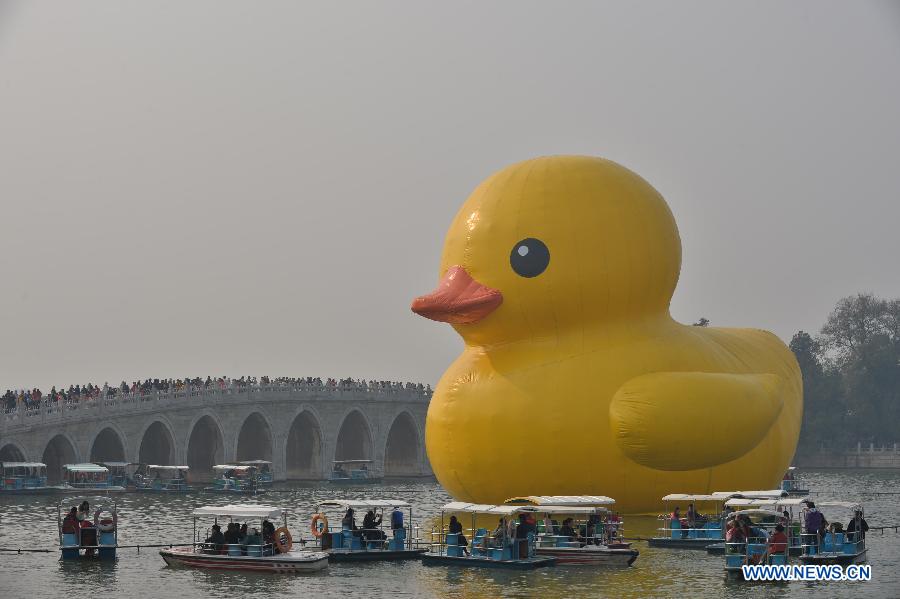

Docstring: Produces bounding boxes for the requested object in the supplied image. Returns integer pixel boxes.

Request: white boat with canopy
[504,496,638,566]
[55,464,126,492]
[0,462,48,493]
[707,496,808,556]
[134,465,191,492]
[207,465,264,494]
[799,500,868,565]
[650,490,787,549]
[159,504,329,573]
[308,499,425,561]
[422,502,555,569]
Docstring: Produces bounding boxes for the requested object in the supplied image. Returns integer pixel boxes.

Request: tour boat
[238,460,273,487]
[53,464,127,493]
[134,465,192,492]
[780,467,810,496]
[0,462,49,494]
[308,498,426,561]
[206,465,265,494]
[722,508,796,576]
[98,462,140,489]
[648,490,787,549]
[58,496,118,560]
[160,504,329,573]
[504,496,639,566]
[799,501,868,565]
[706,496,808,556]
[329,459,381,485]
[422,502,556,569]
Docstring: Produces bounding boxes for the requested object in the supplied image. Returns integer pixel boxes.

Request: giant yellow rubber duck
[411,155,802,513]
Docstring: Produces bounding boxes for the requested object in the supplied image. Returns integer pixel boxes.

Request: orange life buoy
[311,513,329,538]
[274,526,293,553]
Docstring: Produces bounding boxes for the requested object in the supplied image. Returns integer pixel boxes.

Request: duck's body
[413,156,802,513]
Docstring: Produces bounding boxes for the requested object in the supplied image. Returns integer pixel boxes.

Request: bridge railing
[2,383,431,431]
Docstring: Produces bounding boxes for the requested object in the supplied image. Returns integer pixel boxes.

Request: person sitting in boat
[559,518,579,542]
[62,506,80,539]
[238,523,249,555]
[342,508,358,531]
[481,518,506,550]
[244,526,262,549]
[362,509,385,543]
[223,522,241,550]
[542,513,557,535]
[204,523,225,553]
[686,503,697,528]
[725,519,746,554]
[759,523,788,564]
[846,510,869,543]
[448,515,470,556]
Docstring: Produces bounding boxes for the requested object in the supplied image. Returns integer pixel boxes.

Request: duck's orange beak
[411,265,502,324]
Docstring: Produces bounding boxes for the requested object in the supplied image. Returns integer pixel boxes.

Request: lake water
[1,470,898,598]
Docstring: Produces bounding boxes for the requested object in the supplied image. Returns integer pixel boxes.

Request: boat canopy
[661,493,726,502]
[99,462,133,468]
[317,499,410,510]
[193,504,285,519]
[726,509,783,519]
[505,495,616,507]
[64,463,109,473]
[148,465,189,470]
[238,460,272,466]
[1,462,46,469]
[441,502,531,515]
[725,497,810,508]
[333,460,373,464]
[663,489,788,502]
[714,489,788,499]
[213,465,255,472]
[521,505,609,515]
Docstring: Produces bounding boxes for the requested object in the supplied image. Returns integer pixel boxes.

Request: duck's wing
[609,372,783,471]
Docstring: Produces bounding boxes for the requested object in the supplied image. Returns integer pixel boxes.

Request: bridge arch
[334,408,374,463]
[384,411,421,476]
[89,426,127,462]
[0,442,26,462]
[42,434,78,483]
[139,419,177,465]
[285,409,324,479]
[186,413,225,481]
[235,412,274,462]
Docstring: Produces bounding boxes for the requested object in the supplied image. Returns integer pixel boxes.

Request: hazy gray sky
[2,1,899,391]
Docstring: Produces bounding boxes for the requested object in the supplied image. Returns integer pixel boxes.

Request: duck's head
[412,155,682,346]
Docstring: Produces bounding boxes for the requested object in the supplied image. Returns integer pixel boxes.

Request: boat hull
[648,537,719,549]
[799,549,867,566]
[706,542,803,557]
[421,554,556,569]
[325,548,426,562]
[160,548,329,573]
[535,546,638,566]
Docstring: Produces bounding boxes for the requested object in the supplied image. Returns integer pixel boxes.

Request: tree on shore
[793,293,900,454]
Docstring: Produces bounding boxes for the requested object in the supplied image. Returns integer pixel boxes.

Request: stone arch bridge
[0,384,432,483]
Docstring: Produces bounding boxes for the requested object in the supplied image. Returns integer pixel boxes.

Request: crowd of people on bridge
[3,376,432,413]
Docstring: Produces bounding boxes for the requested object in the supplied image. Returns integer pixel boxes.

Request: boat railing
[800,531,866,557]
[656,516,723,540]
[429,526,533,560]
[199,541,279,557]
[724,535,788,568]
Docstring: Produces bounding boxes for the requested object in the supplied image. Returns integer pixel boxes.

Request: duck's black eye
[510,238,550,278]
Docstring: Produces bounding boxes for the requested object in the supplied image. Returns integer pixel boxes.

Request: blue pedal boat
[649,490,788,550]
[309,499,425,562]
[799,500,868,565]
[58,496,119,560]
[422,502,556,569]
[0,462,49,494]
